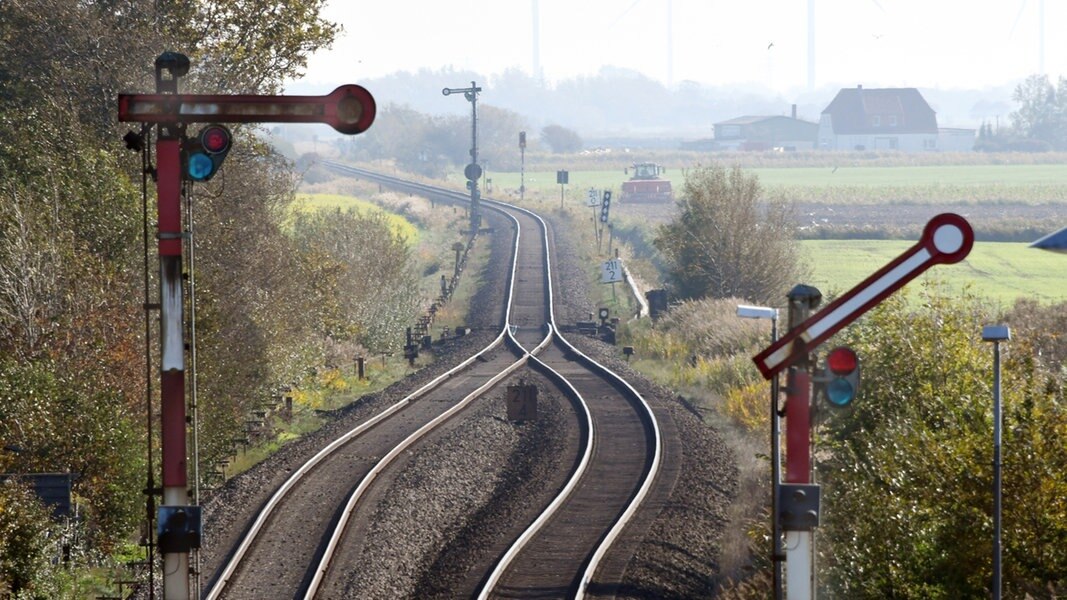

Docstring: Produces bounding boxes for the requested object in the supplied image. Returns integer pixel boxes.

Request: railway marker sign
[601,258,624,283]
[753,213,974,379]
[506,384,538,421]
[587,188,600,207]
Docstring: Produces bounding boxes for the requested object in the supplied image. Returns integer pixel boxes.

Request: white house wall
[939,131,976,152]
[818,116,939,151]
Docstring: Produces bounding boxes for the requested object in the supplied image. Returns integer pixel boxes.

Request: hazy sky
[294,0,1061,94]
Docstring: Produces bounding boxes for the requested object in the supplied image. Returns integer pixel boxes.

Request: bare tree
[0,184,60,357]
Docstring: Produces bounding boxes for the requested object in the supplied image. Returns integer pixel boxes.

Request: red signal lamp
[200,125,230,154]
[823,346,860,406]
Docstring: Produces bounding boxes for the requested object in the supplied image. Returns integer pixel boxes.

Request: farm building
[713,106,818,151]
[818,85,975,152]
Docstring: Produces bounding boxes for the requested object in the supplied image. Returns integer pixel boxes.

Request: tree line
[0,1,419,594]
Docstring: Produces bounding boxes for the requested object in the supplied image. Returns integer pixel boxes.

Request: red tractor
[620,162,672,203]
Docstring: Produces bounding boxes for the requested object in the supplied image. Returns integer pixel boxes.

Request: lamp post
[982,324,1010,600]
[737,304,783,600]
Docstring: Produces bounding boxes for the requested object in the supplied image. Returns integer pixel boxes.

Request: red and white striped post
[120,53,376,599]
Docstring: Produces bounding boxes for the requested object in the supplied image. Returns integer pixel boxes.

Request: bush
[0,482,59,597]
[817,285,1067,597]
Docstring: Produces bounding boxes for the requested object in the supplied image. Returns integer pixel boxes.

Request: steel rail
[205,170,511,599]
[323,164,663,598]
[302,179,552,598]
[477,196,663,598]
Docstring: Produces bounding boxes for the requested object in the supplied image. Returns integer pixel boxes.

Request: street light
[737,304,783,600]
[982,324,1010,600]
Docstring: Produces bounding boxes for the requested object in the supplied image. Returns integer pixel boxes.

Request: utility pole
[519,131,526,202]
[982,325,1011,600]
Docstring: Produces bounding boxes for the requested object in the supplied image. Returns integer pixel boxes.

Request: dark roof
[822,87,937,134]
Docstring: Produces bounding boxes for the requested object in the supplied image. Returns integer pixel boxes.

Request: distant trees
[653,166,806,305]
[978,74,1067,152]
[352,103,528,175]
[540,124,583,154]
[1010,74,1067,149]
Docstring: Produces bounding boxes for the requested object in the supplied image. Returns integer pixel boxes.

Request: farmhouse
[818,85,975,152]
[713,106,818,151]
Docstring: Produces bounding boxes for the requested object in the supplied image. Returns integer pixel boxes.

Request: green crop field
[752,164,1067,187]
[800,240,1067,304]
[488,165,1067,205]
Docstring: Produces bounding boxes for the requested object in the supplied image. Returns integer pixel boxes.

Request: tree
[0,0,343,567]
[653,166,806,305]
[540,124,583,154]
[1010,74,1067,150]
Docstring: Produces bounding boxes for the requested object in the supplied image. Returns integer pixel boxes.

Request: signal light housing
[182,124,232,182]
[822,346,860,406]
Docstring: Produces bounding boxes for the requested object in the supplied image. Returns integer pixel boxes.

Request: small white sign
[601,259,624,283]
[587,188,600,207]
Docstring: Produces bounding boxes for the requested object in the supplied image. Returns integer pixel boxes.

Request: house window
[889,115,898,127]
[872,115,881,127]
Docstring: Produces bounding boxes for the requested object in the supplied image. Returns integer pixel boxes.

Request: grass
[800,240,1067,305]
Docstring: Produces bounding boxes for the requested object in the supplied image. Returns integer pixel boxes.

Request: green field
[488,165,1067,204]
[751,164,1067,187]
[800,240,1067,304]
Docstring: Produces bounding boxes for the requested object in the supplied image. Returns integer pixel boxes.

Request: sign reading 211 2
[601,259,624,283]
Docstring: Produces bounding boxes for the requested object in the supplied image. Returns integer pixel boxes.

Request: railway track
[201,164,662,599]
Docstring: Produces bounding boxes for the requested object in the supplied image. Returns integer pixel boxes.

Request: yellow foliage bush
[724,381,769,432]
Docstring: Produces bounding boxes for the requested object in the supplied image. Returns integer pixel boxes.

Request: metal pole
[185,180,202,597]
[737,304,784,600]
[992,338,1003,600]
[770,316,783,600]
[982,323,1009,600]
[784,369,812,600]
[469,81,479,230]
